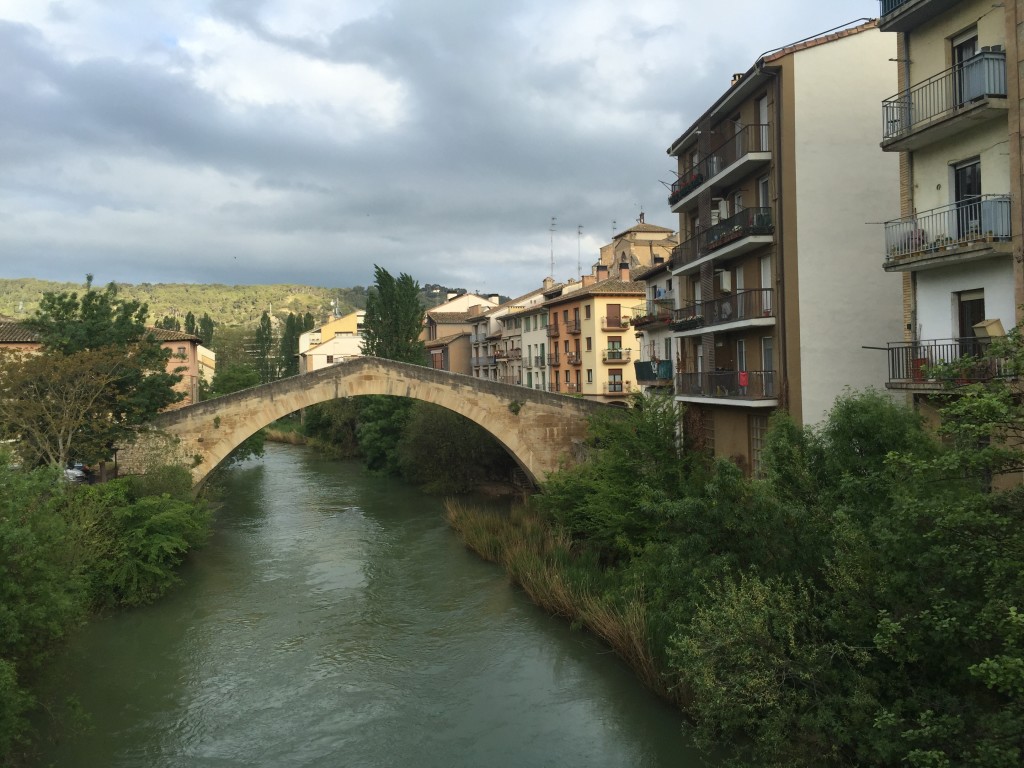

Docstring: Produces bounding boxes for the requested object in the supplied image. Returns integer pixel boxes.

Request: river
[34,443,710,767]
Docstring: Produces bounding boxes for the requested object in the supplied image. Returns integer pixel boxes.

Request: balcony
[671,209,774,275]
[630,299,674,330]
[601,314,629,331]
[534,355,545,368]
[634,359,674,385]
[879,0,966,33]
[566,352,583,365]
[470,331,488,344]
[676,370,777,401]
[547,352,560,366]
[566,320,582,335]
[522,356,534,369]
[546,321,560,337]
[668,124,771,213]
[602,381,635,395]
[547,382,561,393]
[565,382,580,394]
[602,348,632,363]
[883,195,1011,271]
[885,337,1008,390]
[670,289,775,336]
[881,51,1007,151]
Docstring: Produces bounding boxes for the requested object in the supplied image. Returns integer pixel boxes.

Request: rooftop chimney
[731,72,744,87]
[596,264,609,281]
[619,262,631,281]
[488,294,500,303]
[582,274,596,287]
[542,276,554,290]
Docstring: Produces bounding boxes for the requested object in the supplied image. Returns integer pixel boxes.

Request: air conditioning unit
[717,270,732,292]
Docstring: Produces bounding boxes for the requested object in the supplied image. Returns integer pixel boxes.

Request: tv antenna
[611,219,617,238]
[549,217,557,277]
[576,225,583,279]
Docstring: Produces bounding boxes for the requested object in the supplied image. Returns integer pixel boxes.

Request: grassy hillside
[0,279,475,329]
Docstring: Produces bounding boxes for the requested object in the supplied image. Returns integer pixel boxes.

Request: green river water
[33,443,711,767]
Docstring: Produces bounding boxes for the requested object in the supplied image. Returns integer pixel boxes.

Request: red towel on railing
[738,371,749,387]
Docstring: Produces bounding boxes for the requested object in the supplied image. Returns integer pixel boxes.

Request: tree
[4,278,181,467]
[362,265,426,364]
[253,311,275,384]
[197,313,215,347]
[156,315,180,331]
[277,313,300,378]
[184,311,196,336]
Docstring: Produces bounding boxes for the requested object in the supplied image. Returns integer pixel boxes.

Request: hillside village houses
[875,0,1024,424]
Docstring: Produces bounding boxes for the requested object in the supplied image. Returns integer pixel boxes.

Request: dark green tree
[197,313,215,347]
[184,311,197,336]
[277,313,300,378]
[9,277,181,466]
[362,265,426,364]
[156,315,180,331]
[253,311,275,384]
[302,312,315,332]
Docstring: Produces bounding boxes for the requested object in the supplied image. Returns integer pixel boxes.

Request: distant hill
[0,278,475,329]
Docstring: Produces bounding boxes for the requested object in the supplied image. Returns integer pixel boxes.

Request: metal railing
[703,207,773,253]
[566,320,581,334]
[601,315,628,330]
[879,0,909,15]
[602,348,632,363]
[566,352,582,365]
[670,233,699,269]
[672,288,774,330]
[602,381,634,394]
[882,51,1006,141]
[546,320,560,337]
[668,124,770,206]
[884,195,1011,263]
[886,337,1008,382]
[522,355,534,369]
[547,382,561,393]
[676,370,776,399]
[534,355,545,368]
[630,299,674,327]
[565,382,580,393]
[547,352,560,366]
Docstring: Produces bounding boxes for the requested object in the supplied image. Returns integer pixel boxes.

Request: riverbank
[443,498,685,708]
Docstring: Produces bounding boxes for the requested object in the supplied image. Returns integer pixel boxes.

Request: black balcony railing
[884,195,1010,264]
[670,234,699,269]
[879,0,909,15]
[882,51,1006,141]
[671,288,774,330]
[567,320,582,334]
[602,348,632,363]
[630,299,674,328]
[668,124,770,206]
[566,352,582,365]
[886,337,1008,384]
[676,370,776,399]
[703,207,773,253]
[548,382,561,393]
[534,355,545,368]
[547,352,560,366]
[546,321,560,337]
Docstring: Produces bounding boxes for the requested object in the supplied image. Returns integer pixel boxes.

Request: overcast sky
[0,1,878,297]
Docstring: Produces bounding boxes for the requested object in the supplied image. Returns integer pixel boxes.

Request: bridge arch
[127,357,607,489]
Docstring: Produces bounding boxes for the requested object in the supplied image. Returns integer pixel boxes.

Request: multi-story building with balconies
[666,21,901,474]
[631,258,676,393]
[543,263,644,404]
[876,0,1024,407]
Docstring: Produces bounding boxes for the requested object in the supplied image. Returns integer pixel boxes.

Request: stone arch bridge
[122,357,608,489]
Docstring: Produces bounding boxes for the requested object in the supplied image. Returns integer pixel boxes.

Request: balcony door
[954,158,981,239]
[953,30,979,107]
[957,289,985,354]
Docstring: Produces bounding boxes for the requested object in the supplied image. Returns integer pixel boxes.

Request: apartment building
[877,0,1024,407]
[631,259,676,392]
[421,294,499,373]
[298,310,365,373]
[521,299,552,391]
[666,21,901,473]
[543,263,644,403]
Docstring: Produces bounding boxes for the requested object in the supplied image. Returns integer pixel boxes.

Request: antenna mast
[549,217,557,277]
[576,225,583,279]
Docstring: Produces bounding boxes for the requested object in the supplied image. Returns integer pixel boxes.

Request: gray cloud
[0,2,878,295]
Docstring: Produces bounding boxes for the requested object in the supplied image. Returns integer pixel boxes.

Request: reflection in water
[34,444,707,768]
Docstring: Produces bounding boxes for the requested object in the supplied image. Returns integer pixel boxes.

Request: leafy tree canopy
[362,265,426,364]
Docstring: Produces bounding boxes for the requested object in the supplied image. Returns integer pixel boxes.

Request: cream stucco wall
[301,334,364,373]
[521,309,549,391]
[912,119,1011,211]
[916,257,1016,339]
[792,28,903,426]
[908,0,1007,81]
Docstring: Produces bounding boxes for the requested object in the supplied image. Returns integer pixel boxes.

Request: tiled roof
[426,311,473,324]
[762,20,877,63]
[544,278,645,305]
[632,261,670,281]
[425,332,468,348]
[147,328,202,342]
[0,321,40,343]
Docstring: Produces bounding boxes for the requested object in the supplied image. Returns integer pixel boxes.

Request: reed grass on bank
[444,499,671,703]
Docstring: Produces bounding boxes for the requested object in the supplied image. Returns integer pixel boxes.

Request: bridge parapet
[123,357,607,488]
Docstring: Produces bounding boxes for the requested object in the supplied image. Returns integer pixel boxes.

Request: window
[584,304,591,319]
[564,340,570,353]
[953,28,979,107]
[762,336,774,396]
[587,369,593,383]
[736,339,747,372]
[563,309,569,323]
[586,337,592,351]
[527,371,533,388]
[608,369,624,393]
[957,289,985,340]
[761,255,772,314]
[607,336,623,360]
[177,346,186,357]
[564,370,570,383]
[326,355,334,363]
[666,278,672,292]
[750,414,770,477]
[758,175,770,207]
